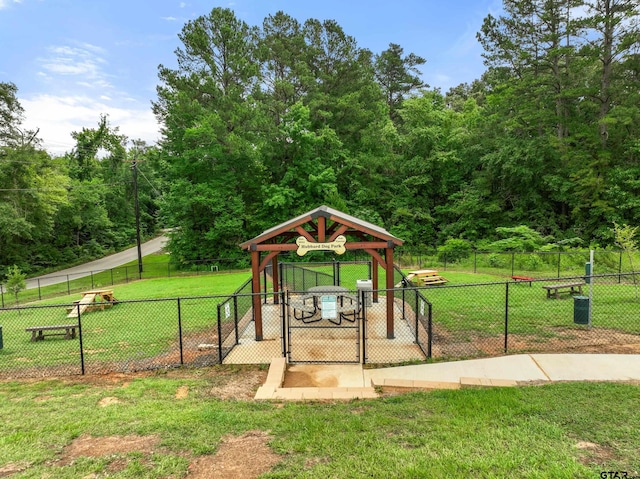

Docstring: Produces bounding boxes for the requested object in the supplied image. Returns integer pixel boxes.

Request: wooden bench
[542,282,585,299]
[26,324,78,342]
[511,275,534,286]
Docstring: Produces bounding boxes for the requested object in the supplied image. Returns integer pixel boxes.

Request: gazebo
[239,205,403,340]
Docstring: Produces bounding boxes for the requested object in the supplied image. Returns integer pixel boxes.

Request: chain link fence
[395,249,640,279]
[2,262,638,378]
[419,272,640,360]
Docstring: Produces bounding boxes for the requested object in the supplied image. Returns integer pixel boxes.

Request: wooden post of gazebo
[385,242,395,339]
[250,248,263,341]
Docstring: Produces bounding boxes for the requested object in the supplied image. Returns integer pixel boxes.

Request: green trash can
[573,296,589,325]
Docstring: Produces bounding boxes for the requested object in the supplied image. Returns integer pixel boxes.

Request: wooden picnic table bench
[542,282,585,299]
[26,324,78,342]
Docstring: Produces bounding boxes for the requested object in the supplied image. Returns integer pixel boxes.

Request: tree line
[1,0,639,276]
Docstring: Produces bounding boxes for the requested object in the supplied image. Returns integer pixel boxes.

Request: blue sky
[0,0,502,156]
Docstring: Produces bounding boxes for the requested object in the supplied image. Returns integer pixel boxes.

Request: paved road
[24,235,169,290]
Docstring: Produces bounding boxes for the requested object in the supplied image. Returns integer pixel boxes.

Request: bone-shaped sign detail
[296,235,347,256]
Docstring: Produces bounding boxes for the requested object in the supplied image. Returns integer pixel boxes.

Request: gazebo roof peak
[240,205,403,249]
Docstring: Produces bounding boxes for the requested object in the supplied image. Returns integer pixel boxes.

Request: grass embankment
[0,373,638,478]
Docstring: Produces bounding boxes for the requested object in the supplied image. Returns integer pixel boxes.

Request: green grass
[0,372,638,478]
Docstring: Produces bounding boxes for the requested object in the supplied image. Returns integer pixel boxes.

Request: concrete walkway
[255,354,640,401]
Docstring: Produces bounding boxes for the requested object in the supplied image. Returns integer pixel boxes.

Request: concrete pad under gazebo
[239,205,403,340]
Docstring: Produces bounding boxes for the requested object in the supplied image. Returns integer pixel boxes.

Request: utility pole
[131,156,143,279]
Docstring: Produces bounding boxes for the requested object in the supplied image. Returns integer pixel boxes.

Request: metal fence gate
[285,291,362,364]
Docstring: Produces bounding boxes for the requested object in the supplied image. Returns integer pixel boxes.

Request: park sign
[296,235,347,256]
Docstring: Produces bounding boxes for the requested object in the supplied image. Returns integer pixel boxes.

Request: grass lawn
[0,370,638,478]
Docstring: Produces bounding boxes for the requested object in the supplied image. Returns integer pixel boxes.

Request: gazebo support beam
[251,250,263,341]
[385,246,395,339]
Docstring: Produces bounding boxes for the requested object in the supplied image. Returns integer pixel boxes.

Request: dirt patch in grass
[1,365,268,401]
[98,396,122,406]
[52,430,280,478]
[431,324,640,357]
[0,461,31,477]
[575,440,617,466]
[56,434,163,466]
[187,430,281,479]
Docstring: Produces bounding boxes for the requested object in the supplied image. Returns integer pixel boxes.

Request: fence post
[557,252,561,278]
[504,282,509,353]
[1,283,4,308]
[38,279,42,300]
[414,291,420,346]
[217,303,223,364]
[67,275,70,295]
[91,271,94,289]
[361,290,367,364]
[233,295,239,345]
[125,267,129,283]
[280,291,286,358]
[427,301,433,359]
[619,251,622,283]
[474,251,477,274]
[263,269,267,304]
[110,269,114,285]
[168,262,171,278]
[177,298,184,365]
[511,253,515,277]
[443,252,447,271]
[336,261,341,287]
[77,303,85,375]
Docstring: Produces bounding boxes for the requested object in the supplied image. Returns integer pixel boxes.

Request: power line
[137,167,162,196]
[0,181,132,192]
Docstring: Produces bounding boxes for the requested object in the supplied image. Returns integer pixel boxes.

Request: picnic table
[406,270,448,286]
[290,286,359,325]
[542,282,585,299]
[66,289,118,318]
[26,324,78,341]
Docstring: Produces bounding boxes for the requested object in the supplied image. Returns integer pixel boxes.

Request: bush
[487,253,504,268]
[524,254,543,271]
[437,239,472,263]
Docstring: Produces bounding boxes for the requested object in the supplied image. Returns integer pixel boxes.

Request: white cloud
[0,0,22,10]
[37,43,112,89]
[179,2,186,7]
[161,16,178,21]
[21,94,161,156]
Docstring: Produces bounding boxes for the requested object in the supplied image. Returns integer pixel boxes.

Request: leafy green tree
[0,81,40,147]
[374,42,426,123]
[487,225,554,252]
[5,265,26,307]
[613,222,639,299]
[154,7,262,261]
